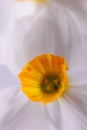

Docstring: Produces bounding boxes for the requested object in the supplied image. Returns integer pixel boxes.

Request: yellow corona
[19,54,69,104]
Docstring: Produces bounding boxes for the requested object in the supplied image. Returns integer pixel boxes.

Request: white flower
[0,0,87,130]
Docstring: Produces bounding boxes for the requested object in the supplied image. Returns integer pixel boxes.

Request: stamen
[48,84,54,91]
[41,75,61,93]
[54,79,59,85]
[45,79,49,85]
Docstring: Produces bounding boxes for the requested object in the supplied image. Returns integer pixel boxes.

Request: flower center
[41,75,61,93]
[19,54,69,104]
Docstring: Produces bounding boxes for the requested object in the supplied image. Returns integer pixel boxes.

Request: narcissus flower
[0,0,87,130]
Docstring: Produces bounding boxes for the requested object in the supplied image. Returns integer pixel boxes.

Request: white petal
[0,0,15,64]
[0,87,51,130]
[59,97,87,130]
[4,2,83,75]
[46,100,62,130]
[59,0,87,21]
[59,0,87,12]
[65,12,87,87]
[0,1,37,65]
[0,65,20,89]
[59,0,87,37]
[68,69,87,86]
[64,87,87,121]
[0,36,6,64]
[15,1,39,18]
[0,0,15,35]
[70,84,87,95]
[0,86,20,123]
[65,10,87,67]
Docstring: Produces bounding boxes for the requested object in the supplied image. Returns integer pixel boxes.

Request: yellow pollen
[19,54,69,104]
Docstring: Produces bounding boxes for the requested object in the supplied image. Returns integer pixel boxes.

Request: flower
[19,54,69,104]
[1,48,87,130]
[0,0,87,130]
